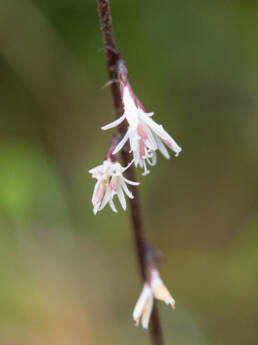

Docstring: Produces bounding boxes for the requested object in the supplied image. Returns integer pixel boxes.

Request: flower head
[133,268,175,329]
[102,76,182,175]
[89,159,139,214]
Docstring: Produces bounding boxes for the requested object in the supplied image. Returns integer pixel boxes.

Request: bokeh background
[0,0,257,344]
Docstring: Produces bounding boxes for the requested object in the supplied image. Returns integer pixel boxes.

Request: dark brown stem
[97,1,164,344]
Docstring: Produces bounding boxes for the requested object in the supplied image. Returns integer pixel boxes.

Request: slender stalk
[97,1,164,344]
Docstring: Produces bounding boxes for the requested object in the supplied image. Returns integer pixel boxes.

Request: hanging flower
[101,78,182,175]
[133,268,175,329]
[89,159,139,214]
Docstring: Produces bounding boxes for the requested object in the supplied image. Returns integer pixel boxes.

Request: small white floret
[132,269,176,329]
[102,83,182,175]
[89,159,139,214]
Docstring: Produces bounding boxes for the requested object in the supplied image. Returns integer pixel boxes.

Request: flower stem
[97,1,164,344]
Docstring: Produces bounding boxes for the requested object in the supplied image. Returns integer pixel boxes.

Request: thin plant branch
[97,1,164,344]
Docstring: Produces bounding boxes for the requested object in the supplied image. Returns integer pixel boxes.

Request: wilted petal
[153,285,175,309]
[151,270,176,309]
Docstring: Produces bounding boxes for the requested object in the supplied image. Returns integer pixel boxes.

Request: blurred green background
[0,0,257,344]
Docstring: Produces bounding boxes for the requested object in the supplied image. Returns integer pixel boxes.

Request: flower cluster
[102,68,182,176]
[89,61,180,330]
[133,268,175,329]
[89,62,182,213]
[89,159,138,214]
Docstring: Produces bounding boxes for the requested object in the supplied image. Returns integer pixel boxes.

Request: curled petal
[101,114,126,130]
[146,151,157,166]
[123,177,139,186]
[142,160,150,176]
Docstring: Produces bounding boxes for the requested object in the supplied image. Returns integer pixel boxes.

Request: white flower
[133,269,175,329]
[101,83,182,175]
[89,159,139,214]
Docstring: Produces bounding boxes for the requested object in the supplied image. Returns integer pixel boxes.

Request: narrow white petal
[141,295,154,329]
[91,180,101,204]
[144,111,154,117]
[141,115,165,136]
[99,188,111,211]
[133,146,140,167]
[133,284,152,325]
[121,158,135,173]
[145,127,158,151]
[88,167,96,175]
[134,156,140,168]
[101,114,126,130]
[121,181,133,199]
[122,86,139,124]
[164,134,182,156]
[140,125,158,152]
[117,187,126,210]
[109,199,118,213]
[173,144,182,157]
[112,130,130,155]
[156,136,170,159]
[123,177,140,186]
[142,116,182,155]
